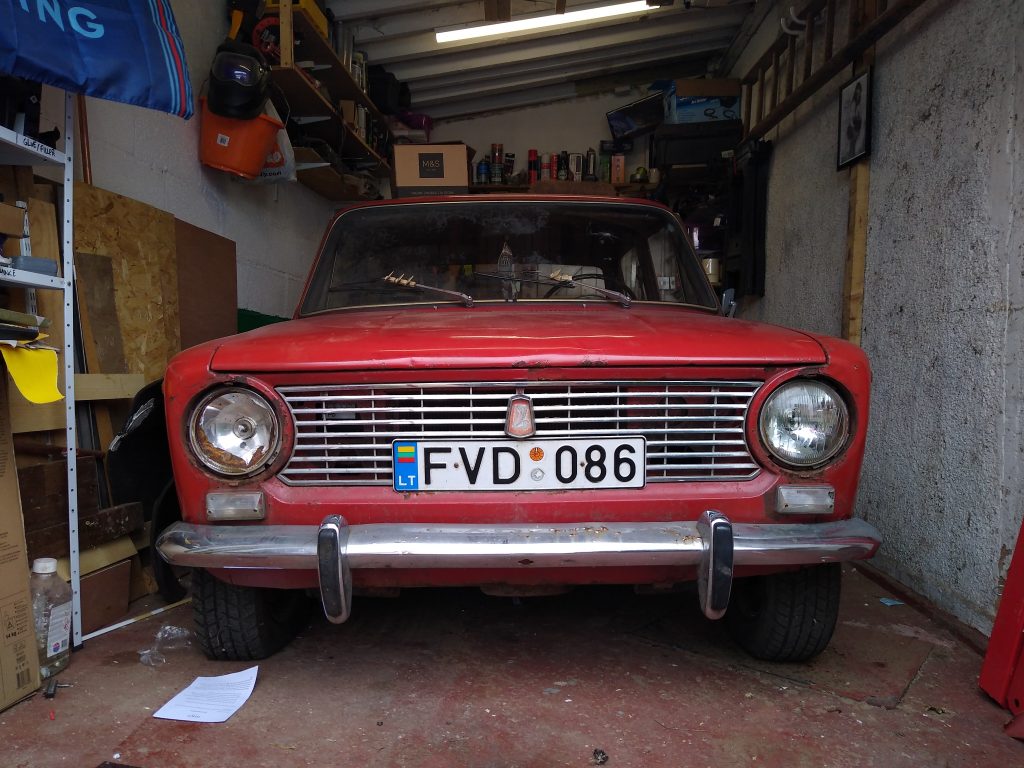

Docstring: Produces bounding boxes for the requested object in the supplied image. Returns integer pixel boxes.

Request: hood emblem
[505,394,535,439]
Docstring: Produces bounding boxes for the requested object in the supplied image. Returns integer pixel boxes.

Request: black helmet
[208,40,270,120]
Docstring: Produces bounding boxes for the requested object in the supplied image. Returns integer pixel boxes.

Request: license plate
[392,437,646,492]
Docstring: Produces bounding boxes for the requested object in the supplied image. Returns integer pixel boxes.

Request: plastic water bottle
[30,558,72,679]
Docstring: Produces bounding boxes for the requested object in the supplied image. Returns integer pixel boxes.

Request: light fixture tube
[436,1,656,43]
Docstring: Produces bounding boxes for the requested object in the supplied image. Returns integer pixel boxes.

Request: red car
[157,195,880,663]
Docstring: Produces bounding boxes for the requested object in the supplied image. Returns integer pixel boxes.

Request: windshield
[299,199,718,315]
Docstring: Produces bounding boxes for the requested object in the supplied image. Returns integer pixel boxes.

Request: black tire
[726,564,841,662]
[192,568,312,661]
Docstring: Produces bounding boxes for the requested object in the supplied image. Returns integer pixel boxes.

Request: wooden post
[280,0,294,69]
[842,162,870,344]
[825,0,837,59]
[770,49,780,111]
[786,35,796,97]
[842,0,879,345]
[803,9,816,82]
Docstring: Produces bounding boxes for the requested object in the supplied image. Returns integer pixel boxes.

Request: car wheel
[725,564,841,662]
[191,568,312,661]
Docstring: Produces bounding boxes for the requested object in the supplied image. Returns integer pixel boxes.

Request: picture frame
[837,68,872,170]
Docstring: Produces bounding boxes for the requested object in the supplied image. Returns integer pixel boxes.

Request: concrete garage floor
[3,565,1022,768]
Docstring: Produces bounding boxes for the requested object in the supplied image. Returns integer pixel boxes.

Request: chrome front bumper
[157,515,881,624]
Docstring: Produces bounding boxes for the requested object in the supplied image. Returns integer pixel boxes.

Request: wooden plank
[175,220,238,349]
[842,160,870,344]
[74,183,178,383]
[803,8,816,82]
[770,49,780,112]
[18,455,100,530]
[26,501,144,560]
[825,0,837,59]
[742,82,752,135]
[73,251,123,451]
[786,34,796,97]
[280,0,294,69]
[8,395,64,434]
[745,0,932,141]
[74,253,121,373]
[74,373,145,402]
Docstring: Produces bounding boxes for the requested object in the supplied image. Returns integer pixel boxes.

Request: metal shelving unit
[0,92,81,644]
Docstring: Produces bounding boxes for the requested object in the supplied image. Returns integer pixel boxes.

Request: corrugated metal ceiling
[325,0,759,120]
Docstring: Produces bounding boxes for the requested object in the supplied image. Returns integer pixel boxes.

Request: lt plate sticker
[392,437,645,492]
[393,442,419,490]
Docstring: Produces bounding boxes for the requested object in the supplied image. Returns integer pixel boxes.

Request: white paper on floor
[153,666,259,723]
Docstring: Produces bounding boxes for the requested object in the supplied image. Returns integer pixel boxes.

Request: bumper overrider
[156,514,881,624]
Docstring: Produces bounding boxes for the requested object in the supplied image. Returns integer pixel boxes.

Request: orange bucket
[199,96,284,179]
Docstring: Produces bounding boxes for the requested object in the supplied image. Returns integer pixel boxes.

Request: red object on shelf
[980,515,1024,738]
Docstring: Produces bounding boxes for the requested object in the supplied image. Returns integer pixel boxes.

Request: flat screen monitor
[606,92,665,140]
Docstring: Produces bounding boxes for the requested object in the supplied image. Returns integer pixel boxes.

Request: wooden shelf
[271,65,390,176]
[293,147,374,201]
[468,184,530,193]
[286,7,386,124]
[269,2,394,197]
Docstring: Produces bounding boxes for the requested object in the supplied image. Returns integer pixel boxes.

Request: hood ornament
[505,394,535,439]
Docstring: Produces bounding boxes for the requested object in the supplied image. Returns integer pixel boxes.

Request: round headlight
[759,380,849,468]
[189,387,280,476]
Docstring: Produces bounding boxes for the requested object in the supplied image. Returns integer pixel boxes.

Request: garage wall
[431,90,649,178]
[76,1,335,319]
[734,0,1023,633]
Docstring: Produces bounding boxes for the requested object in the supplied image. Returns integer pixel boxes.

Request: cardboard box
[610,154,626,184]
[0,202,26,238]
[0,376,41,711]
[338,99,357,128]
[79,560,131,635]
[393,143,470,197]
[675,78,742,97]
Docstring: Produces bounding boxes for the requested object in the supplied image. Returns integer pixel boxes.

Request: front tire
[726,564,841,662]
[192,568,312,660]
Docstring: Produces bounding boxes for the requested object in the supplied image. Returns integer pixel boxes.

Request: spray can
[527,149,539,184]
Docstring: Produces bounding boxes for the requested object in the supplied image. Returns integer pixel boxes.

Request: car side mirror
[720,288,737,318]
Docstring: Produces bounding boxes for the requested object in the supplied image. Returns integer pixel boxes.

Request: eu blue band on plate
[0,0,194,119]
[393,442,418,491]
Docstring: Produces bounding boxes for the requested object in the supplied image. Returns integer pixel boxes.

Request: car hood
[209,304,826,372]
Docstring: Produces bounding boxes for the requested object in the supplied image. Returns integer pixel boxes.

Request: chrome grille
[277,381,762,486]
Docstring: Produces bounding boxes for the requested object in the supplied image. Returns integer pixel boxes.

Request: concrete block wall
[734,0,1023,633]
[77,0,335,319]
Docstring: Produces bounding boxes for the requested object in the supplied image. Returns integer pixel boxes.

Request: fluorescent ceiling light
[436,1,657,43]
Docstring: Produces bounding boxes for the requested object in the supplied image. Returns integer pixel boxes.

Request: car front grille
[276,381,762,486]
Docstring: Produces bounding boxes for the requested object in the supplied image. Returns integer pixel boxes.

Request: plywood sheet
[74,251,127,374]
[74,183,179,382]
[174,219,238,349]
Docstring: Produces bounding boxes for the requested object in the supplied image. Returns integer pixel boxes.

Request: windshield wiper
[382,272,474,307]
[547,269,632,308]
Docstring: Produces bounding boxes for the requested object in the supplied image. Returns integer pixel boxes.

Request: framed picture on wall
[837,69,872,169]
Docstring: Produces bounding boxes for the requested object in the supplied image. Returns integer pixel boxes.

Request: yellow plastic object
[1,346,62,404]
